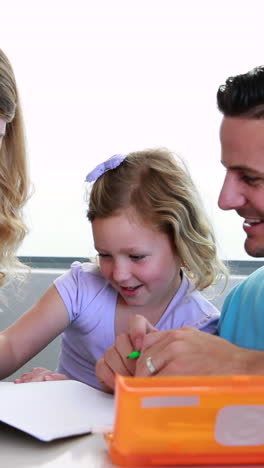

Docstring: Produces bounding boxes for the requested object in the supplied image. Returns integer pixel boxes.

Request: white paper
[0,380,114,441]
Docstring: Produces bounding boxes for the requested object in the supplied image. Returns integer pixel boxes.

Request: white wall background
[0,0,263,260]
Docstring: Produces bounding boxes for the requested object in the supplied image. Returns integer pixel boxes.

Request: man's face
[218,116,264,257]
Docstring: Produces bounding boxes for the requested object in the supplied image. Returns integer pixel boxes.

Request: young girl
[0,148,228,390]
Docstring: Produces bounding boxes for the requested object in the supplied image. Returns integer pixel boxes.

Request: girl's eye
[130,255,145,261]
[98,253,110,258]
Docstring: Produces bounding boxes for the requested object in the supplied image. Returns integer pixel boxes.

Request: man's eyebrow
[221,161,264,175]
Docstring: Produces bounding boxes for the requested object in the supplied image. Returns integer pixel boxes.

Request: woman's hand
[14,367,69,383]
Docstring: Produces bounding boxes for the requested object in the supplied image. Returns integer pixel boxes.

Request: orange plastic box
[105,374,264,466]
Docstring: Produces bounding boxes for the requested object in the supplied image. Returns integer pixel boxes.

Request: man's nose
[218,171,247,211]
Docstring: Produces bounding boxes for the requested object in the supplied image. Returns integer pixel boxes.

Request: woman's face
[0,118,6,149]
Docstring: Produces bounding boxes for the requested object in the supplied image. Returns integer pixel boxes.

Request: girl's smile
[120,284,143,297]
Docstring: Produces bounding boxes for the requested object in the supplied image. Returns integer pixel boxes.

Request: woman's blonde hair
[0,49,29,285]
[87,148,228,291]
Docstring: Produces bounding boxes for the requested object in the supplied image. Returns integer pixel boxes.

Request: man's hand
[135,326,258,377]
[14,367,69,383]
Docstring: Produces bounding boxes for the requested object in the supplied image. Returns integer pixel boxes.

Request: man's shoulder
[232,265,264,293]
[246,265,264,282]
[219,266,264,348]
[223,265,264,308]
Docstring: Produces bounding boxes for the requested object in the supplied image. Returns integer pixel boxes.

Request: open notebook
[0,380,114,441]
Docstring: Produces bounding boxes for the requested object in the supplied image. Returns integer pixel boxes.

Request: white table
[0,423,116,468]
[0,422,261,468]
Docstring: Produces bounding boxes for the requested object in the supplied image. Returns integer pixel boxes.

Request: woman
[0,49,30,286]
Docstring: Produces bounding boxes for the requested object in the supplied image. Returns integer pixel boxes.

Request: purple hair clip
[85,154,127,182]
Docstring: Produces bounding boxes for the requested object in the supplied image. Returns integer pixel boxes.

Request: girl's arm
[0,285,70,380]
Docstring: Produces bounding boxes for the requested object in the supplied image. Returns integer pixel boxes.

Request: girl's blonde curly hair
[88,148,228,291]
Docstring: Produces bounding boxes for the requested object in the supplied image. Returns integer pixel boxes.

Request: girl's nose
[112,260,131,283]
[218,171,247,211]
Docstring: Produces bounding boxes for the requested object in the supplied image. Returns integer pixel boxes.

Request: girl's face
[0,118,6,150]
[92,209,182,308]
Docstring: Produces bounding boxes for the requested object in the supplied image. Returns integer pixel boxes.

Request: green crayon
[127,350,141,359]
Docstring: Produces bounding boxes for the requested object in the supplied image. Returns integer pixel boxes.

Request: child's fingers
[95,357,115,393]
[114,333,136,374]
[15,373,45,383]
[14,370,41,383]
[96,334,137,392]
[44,373,69,381]
[14,367,57,383]
[104,342,133,376]
[128,314,157,351]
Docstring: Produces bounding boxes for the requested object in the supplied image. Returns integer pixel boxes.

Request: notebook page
[0,380,114,441]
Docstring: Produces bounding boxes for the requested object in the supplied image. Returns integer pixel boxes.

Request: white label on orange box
[142,395,199,408]
[215,405,264,446]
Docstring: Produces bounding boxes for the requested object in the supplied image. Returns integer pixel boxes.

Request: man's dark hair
[217,66,264,118]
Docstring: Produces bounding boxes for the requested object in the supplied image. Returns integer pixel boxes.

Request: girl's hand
[96,333,137,393]
[96,316,157,393]
[14,367,69,383]
[128,314,157,350]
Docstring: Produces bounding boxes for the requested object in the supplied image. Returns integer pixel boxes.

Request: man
[96,65,264,391]
[134,65,264,377]
[215,69,264,351]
